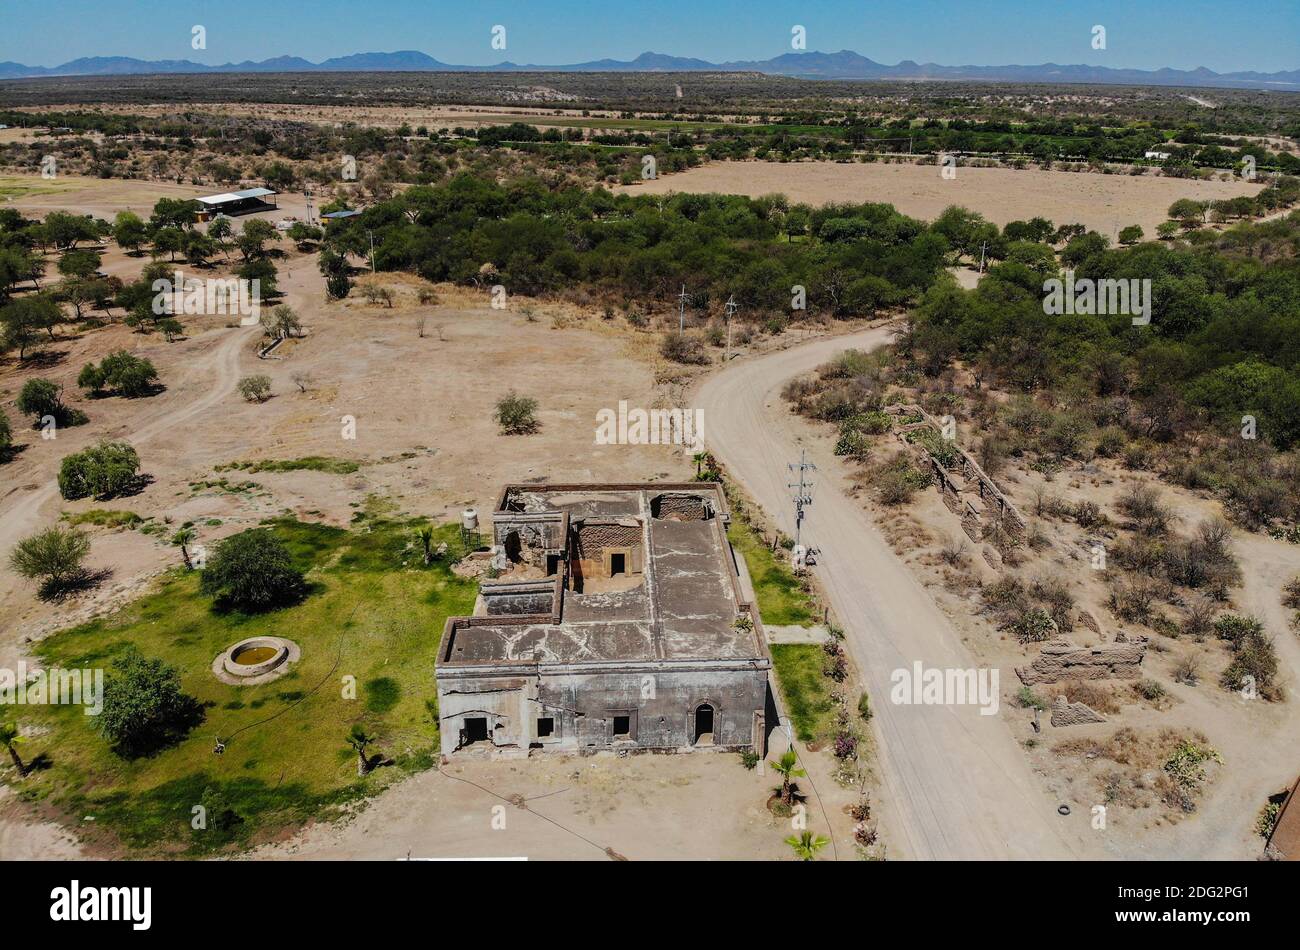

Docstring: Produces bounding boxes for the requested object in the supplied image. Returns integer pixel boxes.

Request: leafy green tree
[0,407,11,456]
[785,830,830,861]
[57,440,141,500]
[159,317,184,342]
[97,648,202,758]
[771,746,805,805]
[152,227,185,262]
[42,211,100,250]
[78,351,159,398]
[183,230,217,267]
[494,391,540,434]
[9,526,91,599]
[234,219,280,261]
[16,377,84,427]
[260,304,301,341]
[0,722,28,776]
[1118,225,1144,246]
[207,216,233,258]
[346,724,378,776]
[112,211,148,254]
[199,528,306,611]
[237,257,278,296]
[56,249,101,280]
[171,527,196,569]
[237,374,272,402]
[149,198,200,231]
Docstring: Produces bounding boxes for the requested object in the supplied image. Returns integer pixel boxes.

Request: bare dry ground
[619,160,1264,236]
[2,174,863,860]
[8,102,628,131]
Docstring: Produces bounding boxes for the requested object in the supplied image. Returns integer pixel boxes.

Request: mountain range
[0,49,1296,90]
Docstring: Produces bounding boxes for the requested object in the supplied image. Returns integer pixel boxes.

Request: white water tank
[461,507,479,531]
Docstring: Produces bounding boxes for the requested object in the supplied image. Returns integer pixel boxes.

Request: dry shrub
[1118,482,1174,536]
[1051,681,1120,714]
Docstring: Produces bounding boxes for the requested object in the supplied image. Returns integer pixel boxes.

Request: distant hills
[0,49,1296,90]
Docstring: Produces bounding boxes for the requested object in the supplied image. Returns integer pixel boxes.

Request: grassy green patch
[62,509,146,530]
[216,457,362,476]
[14,513,477,856]
[727,519,816,627]
[770,645,836,743]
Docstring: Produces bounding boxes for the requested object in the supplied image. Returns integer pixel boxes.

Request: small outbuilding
[194,187,278,220]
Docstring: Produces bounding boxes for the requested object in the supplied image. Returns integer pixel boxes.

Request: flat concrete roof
[440,484,766,667]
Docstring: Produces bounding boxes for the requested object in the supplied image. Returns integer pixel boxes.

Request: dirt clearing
[621,160,1264,235]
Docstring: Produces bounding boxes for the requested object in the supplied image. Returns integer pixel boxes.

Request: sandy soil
[619,160,1264,235]
[729,331,1300,858]
[1,174,858,860]
[244,746,861,861]
[697,325,1101,860]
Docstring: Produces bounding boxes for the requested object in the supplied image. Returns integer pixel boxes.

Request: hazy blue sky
[2,0,1294,72]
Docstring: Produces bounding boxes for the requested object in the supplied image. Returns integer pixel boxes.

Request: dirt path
[695,326,1100,860]
[0,323,256,610]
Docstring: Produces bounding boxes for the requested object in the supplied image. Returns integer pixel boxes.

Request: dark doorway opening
[463,716,488,744]
[546,554,560,576]
[609,552,626,576]
[612,715,631,738]
[537,717,554,738]
[694,704,714,745]
[504,531,522,563]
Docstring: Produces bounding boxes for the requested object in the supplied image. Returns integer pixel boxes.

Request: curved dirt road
[697,326,1099,860]
[0,324,257,631]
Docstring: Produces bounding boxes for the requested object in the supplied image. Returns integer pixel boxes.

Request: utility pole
[787,449,816,549]
[304,185,314,226]
[978,240,988,274]
[724,295,738,362]
[677,283,688,335]
[366,229,376,272]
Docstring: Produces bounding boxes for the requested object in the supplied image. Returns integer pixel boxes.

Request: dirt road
[696,326,1100,860]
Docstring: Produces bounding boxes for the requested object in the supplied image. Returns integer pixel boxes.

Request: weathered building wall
[438,664,767,757]
[493,513,565,564]
[651,493,712,522]
[572,522,644,581]
[480,581,557,616]
[1016,637,1148,685]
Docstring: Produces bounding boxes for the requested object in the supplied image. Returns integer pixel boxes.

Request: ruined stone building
[436,483,772,757]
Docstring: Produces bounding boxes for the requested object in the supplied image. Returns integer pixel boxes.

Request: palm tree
[0,722,28,776]
[692,451,707,478]
[785,830,829,861]
[346,724,377,776]
[415,525,435,565]
[172,527,196,569]
[771,745,805,805]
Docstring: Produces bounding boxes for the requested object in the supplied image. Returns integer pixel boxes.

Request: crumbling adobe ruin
[884,403,1027,554]
[1015,637,1148,686]
[436,484,772,758]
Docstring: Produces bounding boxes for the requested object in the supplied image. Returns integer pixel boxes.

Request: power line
[787,449,816,550]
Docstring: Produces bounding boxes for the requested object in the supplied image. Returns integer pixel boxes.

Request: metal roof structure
[196,187,277,206]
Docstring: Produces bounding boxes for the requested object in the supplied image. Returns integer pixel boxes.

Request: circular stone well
[212,636,300,685]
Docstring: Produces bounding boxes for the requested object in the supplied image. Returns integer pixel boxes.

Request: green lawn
[770,645,837,743]
[13,508,477,855]
[726,512,833,742]
[214,456,361,475]
[726,519,816,627]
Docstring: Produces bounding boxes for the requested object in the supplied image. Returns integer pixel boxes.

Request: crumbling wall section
[1016,638,1147,685]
